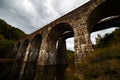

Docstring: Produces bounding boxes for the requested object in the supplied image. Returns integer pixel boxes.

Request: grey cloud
[66,38,74,51]
[30,0,59,21]
[0,0,45,33]
[0,0,36,33]
[0,0,116,50]
[0,0,90,34]
[50,0,90,14]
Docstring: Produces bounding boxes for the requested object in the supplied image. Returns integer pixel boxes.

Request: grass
[78,44,120,80]
[66,43,120,80]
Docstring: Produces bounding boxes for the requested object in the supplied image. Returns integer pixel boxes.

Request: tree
[95,34,102,44]
[0,19,26,58]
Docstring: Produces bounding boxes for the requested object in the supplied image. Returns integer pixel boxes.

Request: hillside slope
[0,19,26,58]
[79,28,120,80]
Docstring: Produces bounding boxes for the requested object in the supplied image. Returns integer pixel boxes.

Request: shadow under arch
[18,39,29,60]
[8,39,29,80]
[22,34,42,80]
[47,23,74,65]
[87,0,120,33]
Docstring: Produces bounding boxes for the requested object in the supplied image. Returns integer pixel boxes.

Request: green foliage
[0,19,26,41]
[95,28,120,48]
[0,35,4,40]
[0,39,15,58]
[79,47,120,80]
[67,50,74,66]
[0,19,26,58]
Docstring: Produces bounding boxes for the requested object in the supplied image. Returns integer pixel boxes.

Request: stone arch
[27,34,42,62]
[87,0,120,33]
[18,39,29,60]
[8,39,29,80]
[22,34,42,80]
[47,23,74,65]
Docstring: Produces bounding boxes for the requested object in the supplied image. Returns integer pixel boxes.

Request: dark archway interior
[10,39,29,80]
[18,39,29,60]
[28,34,42,62]
[87,0,120,33]
[48,23,74,65]
[48,23,73,43]
[22,34,42,80]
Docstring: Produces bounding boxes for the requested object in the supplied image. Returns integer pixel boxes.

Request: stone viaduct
[8,0,120,80]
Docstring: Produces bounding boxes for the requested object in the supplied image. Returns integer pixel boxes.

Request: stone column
[35,38,48,80]
[37,38,48,66]
[37,37,57,66]
[47,41,57,65]
[56,38,67,64]
[74,21,93,65]
[35,37,57,79]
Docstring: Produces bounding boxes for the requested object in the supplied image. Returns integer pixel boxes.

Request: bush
[0,19,26,58]
[0,39,15,58]
[78,27,120,80]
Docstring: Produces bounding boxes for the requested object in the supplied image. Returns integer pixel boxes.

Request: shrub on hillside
[0,39,15,58]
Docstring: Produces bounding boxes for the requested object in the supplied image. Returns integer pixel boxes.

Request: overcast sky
[0,0,116,50]
[0,0,90,33]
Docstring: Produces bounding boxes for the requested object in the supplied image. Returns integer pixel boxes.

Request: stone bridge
[8,0,120,80]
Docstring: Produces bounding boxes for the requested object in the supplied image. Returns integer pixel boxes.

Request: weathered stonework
[8,0,120,80]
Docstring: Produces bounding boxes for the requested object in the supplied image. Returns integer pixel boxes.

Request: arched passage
[87,0,120,33]
[87,0,120,45]
[47,23,74,65]
[22,34,42,80]
[18,39,29,61]
[8,39,29,80]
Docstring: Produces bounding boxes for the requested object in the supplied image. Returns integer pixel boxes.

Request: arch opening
[12,39,29,80]
[47,23,74,65]
[87,0,120,33]
[87,0,120,45]
[81,1,120,78]
[22,34,42,80]
[18,39,29,60]
[90,27,116,44]
[66,37,74,51]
